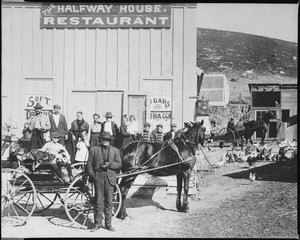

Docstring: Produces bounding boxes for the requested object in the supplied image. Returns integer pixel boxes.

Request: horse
[116,120,206,220]
[243,111,275,145]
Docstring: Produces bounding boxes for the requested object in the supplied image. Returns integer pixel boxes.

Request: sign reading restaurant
[41,4,171,28]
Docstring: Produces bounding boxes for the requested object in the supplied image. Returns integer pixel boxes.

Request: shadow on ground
[224,160,297,183]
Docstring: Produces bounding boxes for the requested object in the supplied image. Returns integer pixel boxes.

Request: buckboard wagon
[1,155,195,229]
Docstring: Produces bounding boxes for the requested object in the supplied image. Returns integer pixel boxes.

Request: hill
[197,28,298,103]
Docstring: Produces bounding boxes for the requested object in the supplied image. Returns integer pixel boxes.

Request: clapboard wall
[2,1,197,136]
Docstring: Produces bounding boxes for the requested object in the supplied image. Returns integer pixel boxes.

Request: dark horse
[116,121,206,219]
[243,111,275,145]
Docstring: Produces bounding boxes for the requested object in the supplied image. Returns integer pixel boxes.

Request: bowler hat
[171,123,177,127]
[53,105,61,109]
[99,132,114,140]
[34,102,44,109]
[104,112,113,118]
[52,132,60,138]
[3,135,12,142]
[156,124,163,128]
[144,123,151,127]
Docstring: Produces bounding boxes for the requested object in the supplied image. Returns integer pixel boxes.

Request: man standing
[101,112,119,148]
[141,123,153,142]
[164,123,180,141]
[70,111,89,144]
[86,132,122,232]
[49,105,68,146]
[151,124,164,143]
[27,102,51,149]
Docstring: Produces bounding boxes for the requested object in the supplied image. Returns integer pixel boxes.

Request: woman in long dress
[89,113,102,148]
[127,115,139,140]
[119,115,133,149]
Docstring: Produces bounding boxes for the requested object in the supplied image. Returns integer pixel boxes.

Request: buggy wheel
[219,127,236,146]
[1,168,37,227]
[71,162,86,179]
[34,192,58,213]
[64,174,122,229]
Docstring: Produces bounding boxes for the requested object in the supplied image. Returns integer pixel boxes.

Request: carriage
[1,145,196,229]
[208,111,276,147]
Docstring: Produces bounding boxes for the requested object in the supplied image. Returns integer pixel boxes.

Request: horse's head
[183,120,206,146]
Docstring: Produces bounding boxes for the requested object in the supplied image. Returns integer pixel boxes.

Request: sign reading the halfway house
[41,4,171,28]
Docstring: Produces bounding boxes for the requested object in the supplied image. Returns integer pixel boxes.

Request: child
[40,132,74,183]
[75,131,90,163]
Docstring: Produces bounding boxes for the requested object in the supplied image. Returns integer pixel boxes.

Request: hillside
[197,28,298,103]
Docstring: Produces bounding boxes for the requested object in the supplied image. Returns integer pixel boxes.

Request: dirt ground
[1,142,298,238]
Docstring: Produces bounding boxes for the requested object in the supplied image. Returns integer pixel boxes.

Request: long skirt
[31,129,45,149]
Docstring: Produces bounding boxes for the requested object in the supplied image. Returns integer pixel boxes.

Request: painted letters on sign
[149,96,172,111]
[41,4,171,28]
[25,95,53,120]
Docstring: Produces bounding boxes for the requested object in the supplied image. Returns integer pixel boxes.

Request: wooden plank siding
[2,3,197,136]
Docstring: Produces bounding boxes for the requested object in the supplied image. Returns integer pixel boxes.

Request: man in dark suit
[101,112,119,148]
[49,105,68,146]
[86,132,122,232]
[164,123,180,141]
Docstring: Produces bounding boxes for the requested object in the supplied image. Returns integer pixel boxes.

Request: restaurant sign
[41,4,171,28]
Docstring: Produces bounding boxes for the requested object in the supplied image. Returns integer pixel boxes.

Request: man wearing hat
[27,102,51,149]
[141,123,153,142]
[86,132,122,232]
[49,105,68,146]
[101,112,119,148]
[227,117,236,131]
[40,132,74,183]
[151,124,164,143]
[164,123,180,141]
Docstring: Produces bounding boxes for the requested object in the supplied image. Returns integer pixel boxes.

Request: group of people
[1,102,192,232]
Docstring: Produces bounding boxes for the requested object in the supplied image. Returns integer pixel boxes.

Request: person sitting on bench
[40,132,74,183]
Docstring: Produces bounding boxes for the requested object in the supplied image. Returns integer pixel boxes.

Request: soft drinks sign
[25,95,53,119]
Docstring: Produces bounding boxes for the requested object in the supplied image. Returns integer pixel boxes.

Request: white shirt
[53,113,60,128]
[103,121,113,135]
[127,121,139,134]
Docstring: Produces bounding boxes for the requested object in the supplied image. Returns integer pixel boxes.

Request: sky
[197,3,298,43]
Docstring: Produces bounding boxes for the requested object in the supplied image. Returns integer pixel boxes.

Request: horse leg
[176,172,183,212]
[116,176,136,220]
[181,170,191,213]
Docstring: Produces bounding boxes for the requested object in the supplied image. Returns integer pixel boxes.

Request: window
[282,109,290,122]
[252,92,280,107]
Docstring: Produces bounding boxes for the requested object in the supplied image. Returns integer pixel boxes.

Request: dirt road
[1,143,297,238]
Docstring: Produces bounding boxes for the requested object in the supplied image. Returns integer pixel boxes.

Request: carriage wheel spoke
[2,185,8,195]
[11,203,21,221]
[15,192,29,204]
[36,194,45,209]
[14,179,29,192]
[82,207,91,226]
[13,202,30,215]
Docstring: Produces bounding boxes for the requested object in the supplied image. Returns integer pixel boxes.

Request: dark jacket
[119,124,133,148]
[49,113,68,137]
[164,130,180,141]
[70,119,89,140]
[101,121,119,139]
[86,145,122,186]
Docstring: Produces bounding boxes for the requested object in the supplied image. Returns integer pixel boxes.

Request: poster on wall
[25,95,53,119]
[149,96,172,130]
[41,4,171,28]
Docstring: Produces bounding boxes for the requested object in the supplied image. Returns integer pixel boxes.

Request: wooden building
[248,83,297,142]
[2,2,197,136]
[200,74,229,107]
